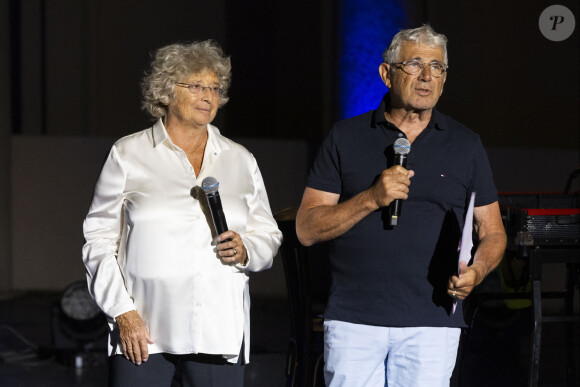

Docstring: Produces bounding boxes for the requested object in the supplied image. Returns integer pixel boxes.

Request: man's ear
[379,63,392,88]
[440,73,447,96]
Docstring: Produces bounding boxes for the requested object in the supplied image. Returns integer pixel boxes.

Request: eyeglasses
[391,60,448,78]
[176,82,222,97]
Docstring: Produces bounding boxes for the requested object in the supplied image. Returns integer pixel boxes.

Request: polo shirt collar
[372,93,448,131]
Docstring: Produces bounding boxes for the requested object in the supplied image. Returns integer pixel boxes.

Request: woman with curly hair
[82,40,281,386]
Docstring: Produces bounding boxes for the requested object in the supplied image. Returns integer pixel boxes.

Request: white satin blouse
[82,119,282,363]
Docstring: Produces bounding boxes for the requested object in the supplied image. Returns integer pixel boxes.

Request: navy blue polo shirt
[306,94,498,327]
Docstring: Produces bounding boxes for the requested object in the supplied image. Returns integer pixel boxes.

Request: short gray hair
[141,40,232,119]
[382,25,448,65]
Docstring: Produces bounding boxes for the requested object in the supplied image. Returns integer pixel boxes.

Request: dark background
[0,0,578,293]
[5,0,579,144]
[0,2,578,385]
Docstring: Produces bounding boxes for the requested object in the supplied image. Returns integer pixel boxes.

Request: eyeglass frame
[390,60,448,78]
[175,82,222,96]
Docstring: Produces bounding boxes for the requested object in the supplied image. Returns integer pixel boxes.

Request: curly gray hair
[141,40,232,119]
[382,25,448,65]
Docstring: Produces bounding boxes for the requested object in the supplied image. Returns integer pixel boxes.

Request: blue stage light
[339,0,405,119]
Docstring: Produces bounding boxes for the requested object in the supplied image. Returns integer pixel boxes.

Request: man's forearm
[296,189,377,246]
[471,231,507,284]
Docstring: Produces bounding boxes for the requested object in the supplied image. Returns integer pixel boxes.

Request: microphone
[201,176,231,242]
[388,138,411,227]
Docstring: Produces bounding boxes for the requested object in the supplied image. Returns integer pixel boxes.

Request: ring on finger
[233,248,237,256]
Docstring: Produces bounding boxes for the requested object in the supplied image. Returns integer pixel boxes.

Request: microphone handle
[388,154,408,227]
[207,193,232,243]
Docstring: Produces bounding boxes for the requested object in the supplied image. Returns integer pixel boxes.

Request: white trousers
[323,320,460,387]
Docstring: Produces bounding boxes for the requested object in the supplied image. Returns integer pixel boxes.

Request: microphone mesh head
[201,176,220,194]
[393,138,411,155]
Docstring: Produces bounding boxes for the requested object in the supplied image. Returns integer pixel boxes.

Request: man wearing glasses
[296,25,506,386]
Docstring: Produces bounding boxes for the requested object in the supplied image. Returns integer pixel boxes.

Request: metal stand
[527,246,580,387]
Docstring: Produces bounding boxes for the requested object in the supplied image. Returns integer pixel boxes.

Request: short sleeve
[306,127,343,194]
[469,137,498,207]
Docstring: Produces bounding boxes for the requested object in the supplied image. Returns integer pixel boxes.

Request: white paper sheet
[453,192,476,314]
